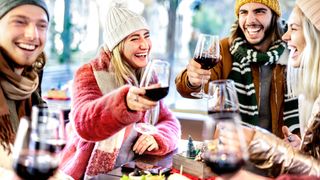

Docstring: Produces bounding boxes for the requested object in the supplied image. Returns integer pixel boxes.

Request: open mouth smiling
[135,52,148,58]
[288,46,298,58]
[16,42,37,51]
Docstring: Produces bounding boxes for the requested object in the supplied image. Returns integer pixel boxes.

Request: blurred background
[43,0,295,126]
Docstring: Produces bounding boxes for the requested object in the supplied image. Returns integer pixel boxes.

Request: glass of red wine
[134,59,170,135]
[203,79,248,179]
[12,104,67,180]
[191,34,220,98]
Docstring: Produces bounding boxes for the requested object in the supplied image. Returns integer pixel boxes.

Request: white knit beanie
[296,0,320,31]
[105,2,149,51]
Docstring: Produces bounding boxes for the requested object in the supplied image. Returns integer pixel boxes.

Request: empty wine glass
[12,104,66,180]
[202,79,248,178]
[191,34,220,98]
[134,59,170,135]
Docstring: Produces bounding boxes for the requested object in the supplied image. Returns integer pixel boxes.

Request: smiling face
[282,7,306,67]
[238,3,273,50]
[0,5,48,67]
[123,29,152,69]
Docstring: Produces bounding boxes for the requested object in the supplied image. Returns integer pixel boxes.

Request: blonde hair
[109,41,145,87]
[287,6,320,132]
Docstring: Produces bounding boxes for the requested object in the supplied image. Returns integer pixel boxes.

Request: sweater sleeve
[175,69,201,99]
[248,129,320,177]
[70,63,144,141]
[175,38,232,99]
[145,101,181,155]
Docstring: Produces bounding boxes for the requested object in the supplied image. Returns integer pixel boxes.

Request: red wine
[145,87,169,101]
[13,154,58,180]
[204,152,244,176]
[194,56,219,70]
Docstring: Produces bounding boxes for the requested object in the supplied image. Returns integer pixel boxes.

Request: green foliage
[191,5,223,35]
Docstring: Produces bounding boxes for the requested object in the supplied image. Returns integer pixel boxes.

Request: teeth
[246,26,261,35]
[247,28,260,35]
[17,43,36,50]
[248,30,258,35]
[136,53,147,57]
[247,27,260,31]
[289,47,296,58]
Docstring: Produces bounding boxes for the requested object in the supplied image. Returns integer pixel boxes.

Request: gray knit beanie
[0,0,49,21]
[105,2,149,51]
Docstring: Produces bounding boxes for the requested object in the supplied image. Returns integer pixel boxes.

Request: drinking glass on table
[134,59,170,135]
[12,104,67,180]
[191,34,220,98]
[202,80,248,178]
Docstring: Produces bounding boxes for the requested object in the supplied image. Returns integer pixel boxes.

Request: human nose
[246,11,256,24]
[25,24,38,40]
[282,30,290,42]
[139,38,149,49]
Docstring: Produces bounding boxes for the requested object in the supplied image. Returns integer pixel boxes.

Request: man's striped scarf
[228,37,299,132]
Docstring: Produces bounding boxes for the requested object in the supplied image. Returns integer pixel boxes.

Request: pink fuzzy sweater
[59,49,181,179]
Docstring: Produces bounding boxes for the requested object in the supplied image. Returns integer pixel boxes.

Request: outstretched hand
[126,86,157,112]
[282,126,301,150]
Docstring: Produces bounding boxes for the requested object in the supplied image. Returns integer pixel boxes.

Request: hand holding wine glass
[134,59,170,135]
[190,34,220,98]
[203,80,248,178]
[12,105,66,180]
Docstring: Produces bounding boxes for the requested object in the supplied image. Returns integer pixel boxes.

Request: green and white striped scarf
[228,37,299,131]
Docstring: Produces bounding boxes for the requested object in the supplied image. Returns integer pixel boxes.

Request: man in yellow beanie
[176,0,300,138]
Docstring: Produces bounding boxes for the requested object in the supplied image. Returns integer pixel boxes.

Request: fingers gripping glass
[191,34,220,98]
[203,80,248,178]
[134,59,170,135]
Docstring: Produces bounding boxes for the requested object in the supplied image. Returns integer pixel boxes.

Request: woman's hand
[282,126,301,150]
[133,134,159,155]
[126,86,157,111]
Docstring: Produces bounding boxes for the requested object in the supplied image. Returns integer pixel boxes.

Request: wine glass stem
[148,102,159,125]
[199,75,205,96]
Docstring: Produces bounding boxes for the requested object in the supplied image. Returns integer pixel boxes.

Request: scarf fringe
[0,115,14,154]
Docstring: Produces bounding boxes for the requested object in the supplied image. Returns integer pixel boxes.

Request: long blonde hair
[287,6,320,132]
[109,41,145,87]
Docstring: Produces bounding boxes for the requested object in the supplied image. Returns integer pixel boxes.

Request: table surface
[90,139,272,180]
[90,140,189,180]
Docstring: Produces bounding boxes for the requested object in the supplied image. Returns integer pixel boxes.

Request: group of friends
[0,0,319,179]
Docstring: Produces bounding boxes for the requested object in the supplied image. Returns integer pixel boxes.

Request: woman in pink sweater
[59,3,181,179]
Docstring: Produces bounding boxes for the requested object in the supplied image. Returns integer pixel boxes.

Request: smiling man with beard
[0,0,49,169]
[176,0,300,138]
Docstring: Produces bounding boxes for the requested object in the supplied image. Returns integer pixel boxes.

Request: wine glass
[12,104,67,180]
[134,59,170,135]
[191,34,220,98]
[202,79,248,178]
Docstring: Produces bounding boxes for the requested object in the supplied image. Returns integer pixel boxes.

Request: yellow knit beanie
[235,0,281,17]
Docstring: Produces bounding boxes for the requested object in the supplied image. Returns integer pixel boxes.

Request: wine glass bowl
[203,80,247,178]
[134,59,170,135]
[191,34,220,98]
[12,105,66,180]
